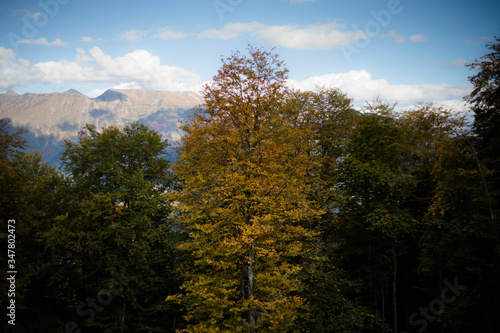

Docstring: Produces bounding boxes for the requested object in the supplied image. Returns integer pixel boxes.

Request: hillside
[0,89,204,165]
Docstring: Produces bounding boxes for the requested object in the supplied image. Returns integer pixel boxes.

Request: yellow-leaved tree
[171,46,324,332]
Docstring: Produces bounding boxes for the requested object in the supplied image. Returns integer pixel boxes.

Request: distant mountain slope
[0,89,204,166]
[4,89,19,96]
[63,88,83,95]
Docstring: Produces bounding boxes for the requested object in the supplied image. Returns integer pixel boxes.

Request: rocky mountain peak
[63,89,83,95]
[4,89,18,96]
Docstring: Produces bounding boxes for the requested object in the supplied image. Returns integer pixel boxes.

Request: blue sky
[0,0,498,108]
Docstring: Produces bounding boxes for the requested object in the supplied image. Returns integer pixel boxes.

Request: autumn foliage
[172,47,324,332]
[1,42,499,332]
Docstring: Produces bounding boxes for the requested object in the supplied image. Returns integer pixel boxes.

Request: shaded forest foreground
[1,40,499,333]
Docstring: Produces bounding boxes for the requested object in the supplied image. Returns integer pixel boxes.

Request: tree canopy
[2,42,500,333]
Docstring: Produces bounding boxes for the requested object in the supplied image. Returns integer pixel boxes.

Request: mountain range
[0,89,204,166]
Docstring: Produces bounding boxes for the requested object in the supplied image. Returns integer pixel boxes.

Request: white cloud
[85,27,185,43]
[288,69,471,110]
[88,88,108,98]
[464,36,493,44]
[198,21,369,50]
[16,9,42,20]
[81,36,106,43]
[408,34,427,43]
[386,30,427,44]
[480,36,493,43]
[198,22,265,40]
[17,38,67,46]
[0,47,44,89]
[153,27,186,40]
[425,58,470,70]
[0,47,16,63]
[387,30,406,43]
[118,30,150,42]
[0,47,201,92]
[29,12,42,20]
[261,22,369,50]
[448,58,468,69]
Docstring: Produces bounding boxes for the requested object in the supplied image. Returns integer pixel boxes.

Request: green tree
[0,118,27,160]
[465,36,500,233]
[339,101,419,333]
[171,47,324,332]
[0,119,68,332]
[44,122,183,332]
[410,108,500,333]
[283,89,386,332]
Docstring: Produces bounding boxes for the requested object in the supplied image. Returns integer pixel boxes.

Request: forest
[0,39,499,333]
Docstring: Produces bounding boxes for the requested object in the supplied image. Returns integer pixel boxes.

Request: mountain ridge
[0,88,204,165]
[64,88,84,95]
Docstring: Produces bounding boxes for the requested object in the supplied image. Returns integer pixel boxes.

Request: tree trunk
[393,241,398,333]
[120,300,126,333]
[438,250,444,333]
[248,243,256,331]
[381,280,385,320]
[462,134,497,236]
[240,268,246,299]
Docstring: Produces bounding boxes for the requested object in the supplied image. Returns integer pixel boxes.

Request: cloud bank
[198,21,369,50]
[17,37,67,46]
[0,46,201,92]
[288,69,471,110]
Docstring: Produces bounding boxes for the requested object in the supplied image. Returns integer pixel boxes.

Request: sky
[0,0,498,109]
